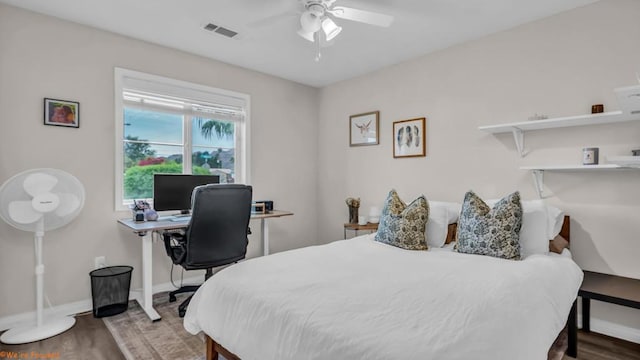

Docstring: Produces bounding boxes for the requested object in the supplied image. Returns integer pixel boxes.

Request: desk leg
[582,297,590,332]
[135,232,161,322]
[567,299,577,358]
[261,218,269,256]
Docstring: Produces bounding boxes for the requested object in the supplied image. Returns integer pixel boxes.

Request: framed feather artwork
[393,117,426,158]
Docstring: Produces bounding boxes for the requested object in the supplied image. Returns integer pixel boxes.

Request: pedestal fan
[0,168,85,344]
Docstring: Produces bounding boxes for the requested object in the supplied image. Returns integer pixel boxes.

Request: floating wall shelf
[520,164,625,171]
[479,111,640,157]
[478,85,640,197]
[606,156,640,168]
[478,85,640,157]
[520,164,638,198]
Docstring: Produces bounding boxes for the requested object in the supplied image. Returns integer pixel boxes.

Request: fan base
[0,316,76,344]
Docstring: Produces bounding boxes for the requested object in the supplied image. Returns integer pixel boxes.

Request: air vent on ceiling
[203,23,238,39]
[204,23,218,31]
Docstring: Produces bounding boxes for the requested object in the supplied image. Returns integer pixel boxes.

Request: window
[114,68,250,210]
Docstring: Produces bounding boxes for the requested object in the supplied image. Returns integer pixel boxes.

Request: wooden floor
[0,312,125,360]
[1,313,639,360]
[565,331,640,360]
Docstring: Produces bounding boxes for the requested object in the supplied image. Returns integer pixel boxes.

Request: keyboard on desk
[170,216,191,222]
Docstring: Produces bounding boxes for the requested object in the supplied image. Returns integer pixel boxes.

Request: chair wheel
[179,309,186,318]
[169,295,177,302]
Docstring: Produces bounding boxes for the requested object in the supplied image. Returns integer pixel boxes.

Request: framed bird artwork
[349,111,379,146]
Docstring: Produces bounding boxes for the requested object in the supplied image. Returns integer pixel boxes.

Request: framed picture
[44,98,79,128]
[349,111,379,146]
[393,117,426,158]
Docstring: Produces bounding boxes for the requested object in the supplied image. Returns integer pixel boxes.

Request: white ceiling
[1,0,597,87]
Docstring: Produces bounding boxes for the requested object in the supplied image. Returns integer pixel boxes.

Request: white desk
[117,210,293,321]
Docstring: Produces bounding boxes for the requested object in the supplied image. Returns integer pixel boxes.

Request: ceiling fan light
[297,28,315,42]
[300,11,321,33]
[322,18,342,41]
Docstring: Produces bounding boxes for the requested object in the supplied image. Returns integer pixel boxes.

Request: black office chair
[163,184,252,317]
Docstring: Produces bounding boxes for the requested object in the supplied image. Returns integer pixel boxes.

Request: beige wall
[0,4,319,317]
[318,0,640,335]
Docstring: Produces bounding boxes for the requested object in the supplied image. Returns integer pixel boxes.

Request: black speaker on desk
[252,200,273,213]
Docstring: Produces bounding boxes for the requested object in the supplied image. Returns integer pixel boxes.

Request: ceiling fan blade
[23,172,58,197]
[8,200,42,224]
[329,6,394,27]
[54,193,81,217]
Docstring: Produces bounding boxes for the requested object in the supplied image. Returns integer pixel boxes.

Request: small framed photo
[393,117,426,158]
[44,98,79,128]
[349,111,379,146]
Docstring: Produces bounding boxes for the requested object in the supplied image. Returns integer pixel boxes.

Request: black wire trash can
[90,265,133,318]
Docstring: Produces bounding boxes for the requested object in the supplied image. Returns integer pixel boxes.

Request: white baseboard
[0,275,202,332]
[579,315,640,344]
[0,299,93,333]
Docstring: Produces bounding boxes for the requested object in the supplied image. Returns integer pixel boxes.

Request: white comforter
[184,235,583,360]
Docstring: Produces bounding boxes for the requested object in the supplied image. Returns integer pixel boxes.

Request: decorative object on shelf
[615,85,640,115]
[358,215,367,225]
[527,113,548,121]
[393,117,426,158]
[632,149,640,156]
[345,197,360,223]
[350,111,379,146]
[44,98,79,128]
[368,206,380,223]
[591,104,604,114]
[582,147,599,165]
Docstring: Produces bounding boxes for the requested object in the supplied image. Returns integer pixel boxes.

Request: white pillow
[486,199,550,258]
[546,205,565,239]
[425,201,461,248]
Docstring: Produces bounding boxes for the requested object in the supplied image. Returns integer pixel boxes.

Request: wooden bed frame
[206,336,240,360]
[204,216,576,360]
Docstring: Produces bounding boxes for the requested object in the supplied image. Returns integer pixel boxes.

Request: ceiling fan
[296,0,394,43]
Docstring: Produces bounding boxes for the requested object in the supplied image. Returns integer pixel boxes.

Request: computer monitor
[153,174,220,213]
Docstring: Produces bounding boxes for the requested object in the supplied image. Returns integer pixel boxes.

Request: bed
[184,216,582,360]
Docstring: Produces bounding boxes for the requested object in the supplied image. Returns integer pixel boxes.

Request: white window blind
[122,90,245,122]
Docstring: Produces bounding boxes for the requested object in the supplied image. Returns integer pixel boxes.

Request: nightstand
[343,223,378,239]
[579,271,640,333]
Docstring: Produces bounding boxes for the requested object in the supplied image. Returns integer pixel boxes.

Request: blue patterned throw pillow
[374,190,429,250]
[455,191,522,260]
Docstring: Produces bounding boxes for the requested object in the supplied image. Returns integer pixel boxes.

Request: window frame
[114,68,251,211]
